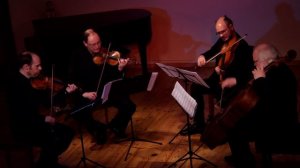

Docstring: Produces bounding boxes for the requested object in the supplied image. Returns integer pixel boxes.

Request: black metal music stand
[168,74,189,144]
[117,72,162,161]
[168,81,217,168]
[156,63,216,167]
[69,102,106,168]
[156,63,207,144]
[118,116,163,161]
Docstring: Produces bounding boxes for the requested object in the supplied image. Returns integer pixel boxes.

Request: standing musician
[8,51,75,168]
[68,28,136,144]
[225,43,299,168]
[180,15,254,136]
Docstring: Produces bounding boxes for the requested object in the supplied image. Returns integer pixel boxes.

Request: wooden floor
[57,67,300,168]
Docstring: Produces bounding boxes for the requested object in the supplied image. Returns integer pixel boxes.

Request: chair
[255,124,300,168]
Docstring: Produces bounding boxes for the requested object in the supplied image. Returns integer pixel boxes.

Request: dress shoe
[224,155,256,168]
[111,127,127,139]
[95,131,107,145]
[180,124,204,136]
[224,155,237,166]
[94,124,107,145]
[36,160,69,168]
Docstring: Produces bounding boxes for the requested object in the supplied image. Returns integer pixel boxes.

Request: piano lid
[32,9,151,43]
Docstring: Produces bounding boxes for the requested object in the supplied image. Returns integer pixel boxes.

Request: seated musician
[181,15,253,135]
[8,51,75,168]
[68,28,142,144]
[225,43,299,168]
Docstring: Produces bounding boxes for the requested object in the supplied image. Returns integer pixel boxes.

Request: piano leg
[138,43,149,75]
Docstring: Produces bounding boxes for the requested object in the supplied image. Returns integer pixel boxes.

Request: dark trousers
[71,87,136,136]
[191,72,240,128]
[190,72,222,128]
[227,113,257,168]
[33,123,74,167]
[106,94,136,132]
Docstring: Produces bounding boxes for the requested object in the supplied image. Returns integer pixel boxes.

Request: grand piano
[27,8,151,79]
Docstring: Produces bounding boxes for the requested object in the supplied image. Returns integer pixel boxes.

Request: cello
[201,49,297,149]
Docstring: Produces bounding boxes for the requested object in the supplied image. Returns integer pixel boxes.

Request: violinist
[180,15,253,136]
[225,43,299,168]
[8,51,74,168]
[68,28,136,144]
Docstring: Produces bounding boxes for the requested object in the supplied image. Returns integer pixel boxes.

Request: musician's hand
[252,66,266,79]
[215,66,224,75]
[82,91,97,101]
[65,83,78,93]
[118,58,129,71]
[45,115,56,125]
[221,77,237,89]
[197,55,206,67]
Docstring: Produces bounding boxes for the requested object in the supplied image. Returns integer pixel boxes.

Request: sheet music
[171,81,197,118]
[176,68,209,88]
[156,63,184,79]
[147,72,158,91]
[101,78,122,104]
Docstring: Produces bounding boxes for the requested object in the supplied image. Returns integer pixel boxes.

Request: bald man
[181,15,253,136]
[8,51,74,168]
[226,43,298,167]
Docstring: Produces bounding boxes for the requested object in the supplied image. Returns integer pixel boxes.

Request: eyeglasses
[87,41,101,48]
[216,28,228,36]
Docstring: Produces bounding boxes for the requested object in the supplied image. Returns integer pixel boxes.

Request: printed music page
[171,81,197,118]
[147,72,158,91]
[101,78,122,104]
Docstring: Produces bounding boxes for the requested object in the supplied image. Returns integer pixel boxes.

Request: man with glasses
[180,16,253,138]
[68,28,136,144]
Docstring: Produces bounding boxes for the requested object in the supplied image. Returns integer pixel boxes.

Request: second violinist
[68,28,135,144]
[180,15,253,136]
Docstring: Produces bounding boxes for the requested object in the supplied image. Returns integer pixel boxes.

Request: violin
[93,48,121,66]
[31,75,65,94]
[218,34,238,71]
[205,34,247,65]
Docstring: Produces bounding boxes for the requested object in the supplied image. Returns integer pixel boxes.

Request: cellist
[180,15,253,136]
[225,43,298,168]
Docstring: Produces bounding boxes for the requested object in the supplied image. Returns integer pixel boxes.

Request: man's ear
[23,64,30,71]
[83,41,88,48]
[228,23,234,30]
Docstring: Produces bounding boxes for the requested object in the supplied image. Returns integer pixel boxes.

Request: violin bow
[96,42,112,94]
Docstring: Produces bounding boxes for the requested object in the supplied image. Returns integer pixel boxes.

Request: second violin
[93,49,121,66]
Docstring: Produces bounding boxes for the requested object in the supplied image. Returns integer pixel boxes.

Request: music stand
[156,63,209,144]
[168,81,217,168]
[69,101,106,168]
[117,72,162,161]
